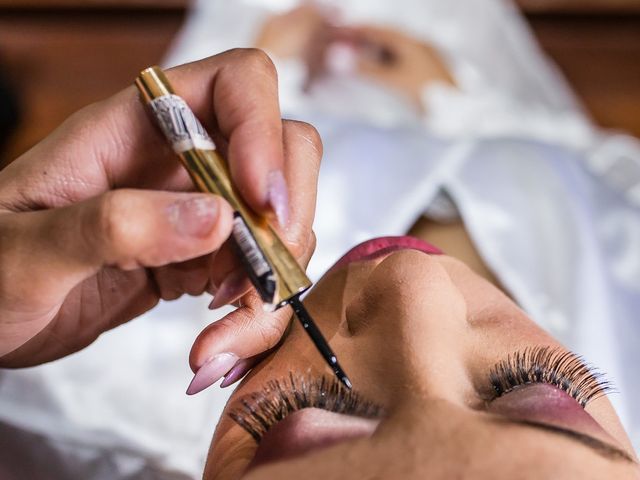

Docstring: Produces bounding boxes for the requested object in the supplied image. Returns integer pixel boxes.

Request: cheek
[206,425,256,479]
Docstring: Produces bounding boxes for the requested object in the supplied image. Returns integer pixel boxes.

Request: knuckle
[55,101,103,150]
[220,306,288,351]
[247,48,277,74]
[254,314,288,350]
[66,101,101,127]
[285,120,323,164]
[295,121,323,152]
[64,100,109,139]
[305,230,317,258]
[296,230,317,263]
[232,48,277,76]
[283,229,304,257]
[94,191,132,261]
[221,308,254,335]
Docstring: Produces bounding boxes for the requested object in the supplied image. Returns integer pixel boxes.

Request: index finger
[166,49,285,221]
[1,50,285,219]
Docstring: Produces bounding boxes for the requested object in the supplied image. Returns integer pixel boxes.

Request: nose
[343,249,471,402]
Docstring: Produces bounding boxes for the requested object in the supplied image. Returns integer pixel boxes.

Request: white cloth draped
[1,0,638,478]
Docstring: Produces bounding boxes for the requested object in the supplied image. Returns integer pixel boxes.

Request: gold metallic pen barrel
[135,66,311,309]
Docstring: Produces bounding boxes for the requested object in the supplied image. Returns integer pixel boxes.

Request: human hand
[0,50,321,369]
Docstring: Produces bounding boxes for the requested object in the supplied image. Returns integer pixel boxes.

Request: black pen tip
[334,364,352,389]
[290,295,353,390]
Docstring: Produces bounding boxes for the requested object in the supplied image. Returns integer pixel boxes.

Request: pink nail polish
[209,270,251,310]
[220,350,272,388]
[267,170,289,227]
[186,353,239,395]
[220,359,252,388]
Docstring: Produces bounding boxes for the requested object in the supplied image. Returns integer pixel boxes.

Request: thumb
[1,189,234,306]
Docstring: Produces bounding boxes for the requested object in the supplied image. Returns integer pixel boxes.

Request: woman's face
[205,237,638,479]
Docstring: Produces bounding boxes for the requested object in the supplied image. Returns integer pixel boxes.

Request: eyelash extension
[489,346,613,407]
[229,372,384,442]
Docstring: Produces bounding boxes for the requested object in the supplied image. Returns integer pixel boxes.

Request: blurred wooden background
[0,0,639,165]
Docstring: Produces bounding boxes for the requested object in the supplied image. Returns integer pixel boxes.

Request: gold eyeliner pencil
[135,66,351,389]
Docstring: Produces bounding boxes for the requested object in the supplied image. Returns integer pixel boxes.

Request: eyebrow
[495,417,636,463]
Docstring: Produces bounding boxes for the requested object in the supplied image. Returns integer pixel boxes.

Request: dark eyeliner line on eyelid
[495,417,635,464]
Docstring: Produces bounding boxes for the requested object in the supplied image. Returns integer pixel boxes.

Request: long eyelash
[229,372,384,442]
[489,346,613,407]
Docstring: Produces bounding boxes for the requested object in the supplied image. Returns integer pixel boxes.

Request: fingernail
[167,195,219,238]
[208,269,251,310]
[221,350,271,388]
[186,353,239,395]
[267,170,289,227]
[220,358,253,388]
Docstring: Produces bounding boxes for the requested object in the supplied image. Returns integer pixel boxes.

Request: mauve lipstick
[332,236,442,271]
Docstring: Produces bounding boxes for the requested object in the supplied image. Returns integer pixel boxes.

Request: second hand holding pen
[135,66,351,390]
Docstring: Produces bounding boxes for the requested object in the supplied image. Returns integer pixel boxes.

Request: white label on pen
[149,94,216,153]
[232,215,271,277]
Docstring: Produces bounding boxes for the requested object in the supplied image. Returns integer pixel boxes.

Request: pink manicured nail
[220,358,253,388]
[267,170,289,227]
[208,269,251,310]
[186,353,239,395]
[220,350,272,388]
[167,195,219,238]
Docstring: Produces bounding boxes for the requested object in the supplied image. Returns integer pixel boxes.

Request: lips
[331,235,442,271]
[248,408,378,471]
